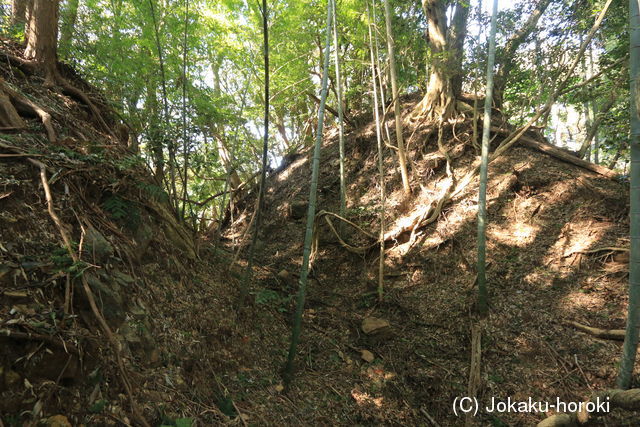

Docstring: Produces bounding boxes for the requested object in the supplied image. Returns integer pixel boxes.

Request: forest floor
[222,95,635,426]
[0,42,637,427]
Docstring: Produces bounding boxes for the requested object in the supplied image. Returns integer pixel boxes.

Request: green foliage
[137,182,170,202]
[88,399,107,414]
[49,244,90,278]
[114,154,145,172]
[102,195,141,231]
[255,289,291,312]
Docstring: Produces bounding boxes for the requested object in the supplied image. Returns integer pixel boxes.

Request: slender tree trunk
[608,141,626,169]
[24,0,59,86]
[180,0,190,218]
[476,0,499,316]
[471,0,483,150]
[368,0,385,302]
[239,0,270,305]
[578,93,617,159]
[59,0,79,54]
[449,0,470,99]
[148,0,177,212]
[284,0,333,389]
[383,0,411,195]
[331,0,347,221]
[617,0,640,390]
[145,77,165,183]
[493,0,552,108]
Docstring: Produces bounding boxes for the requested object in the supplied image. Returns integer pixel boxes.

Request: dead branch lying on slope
[565,321,625,341]
[537,389,640,426]
[490,127,617,179]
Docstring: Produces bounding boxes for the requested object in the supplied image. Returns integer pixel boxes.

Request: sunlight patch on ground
[488,221,539,247]
[562,291,606,311]
[543,220,614,272]
[276,155,308,182]
[351,390,384,408]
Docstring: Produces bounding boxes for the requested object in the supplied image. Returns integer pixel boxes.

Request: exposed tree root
[58,77,115,138]
[565,321,625,341]
[1,53,115,139]
[0,328,80,355]
[11,152,150,427]
[0,83,25,128]
[312,210,378,259]
[0,78,55,142]
[537,389,640,426]
[562,247,629,258]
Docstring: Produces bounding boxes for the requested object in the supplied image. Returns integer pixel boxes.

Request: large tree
[415,0,469,121]
[24,0,60,86]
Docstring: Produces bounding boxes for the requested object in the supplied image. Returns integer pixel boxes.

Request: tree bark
[618,0,640,390]
[448,0,470,99]
[415,0,455,120]
[383,0,411,194]
[24,0,59,86]
[578,93,618,159]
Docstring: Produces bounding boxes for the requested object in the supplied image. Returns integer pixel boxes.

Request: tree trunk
[59,0,79,54]
[448,0,470,99]
[284,0,333,389]
[493,0,552,108]
[10,0,27,28]
[368,0,386,301]
[383,0,411,195]
[24,0,59,86]
[414,0,455,120]
[331,0,348,224]
[476,0,499,316]
[617,0,640,390]
[578,93,617,159]
[238,0,270,303]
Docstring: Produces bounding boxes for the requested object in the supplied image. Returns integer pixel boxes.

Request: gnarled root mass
[0,78,55,142]
[2,52,115,140]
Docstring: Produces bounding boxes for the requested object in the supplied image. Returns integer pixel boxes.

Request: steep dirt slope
[0,42,245,426]
[226,97,633,426]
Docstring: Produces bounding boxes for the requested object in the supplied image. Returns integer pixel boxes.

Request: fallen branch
[565,321,625,341]
[490,127,617,179]
[306,91,354,127]
[562,247,629,258]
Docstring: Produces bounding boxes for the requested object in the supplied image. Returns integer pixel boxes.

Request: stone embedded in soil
[361,317,390,334]
[82,225,114,263]
[361,350,375,362]
[45,415,72,427]
[289,201,307,220]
